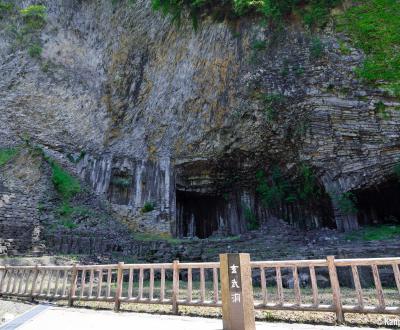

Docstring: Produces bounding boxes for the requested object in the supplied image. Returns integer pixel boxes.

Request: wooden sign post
[220,253,256,330]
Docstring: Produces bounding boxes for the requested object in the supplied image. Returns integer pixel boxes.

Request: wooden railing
[251,256,400,322]
[0,256,399,322]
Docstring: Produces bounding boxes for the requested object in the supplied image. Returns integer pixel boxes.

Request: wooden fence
[0,256,399,322]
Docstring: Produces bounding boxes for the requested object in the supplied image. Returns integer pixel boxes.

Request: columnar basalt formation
[1,0,400,246]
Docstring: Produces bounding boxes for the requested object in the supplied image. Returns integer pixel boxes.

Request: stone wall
[0,192,41,254]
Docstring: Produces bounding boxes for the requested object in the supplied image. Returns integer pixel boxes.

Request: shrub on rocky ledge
[50,162,81,200]
[142,201,156,213]
[0,148,18,166]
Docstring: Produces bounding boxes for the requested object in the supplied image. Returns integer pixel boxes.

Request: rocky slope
[1,0,400,251]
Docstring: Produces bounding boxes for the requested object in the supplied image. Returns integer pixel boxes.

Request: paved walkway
[1,305,383,330]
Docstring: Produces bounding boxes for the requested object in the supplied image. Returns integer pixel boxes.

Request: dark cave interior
[356,179,400,226]
[176,190,227,238]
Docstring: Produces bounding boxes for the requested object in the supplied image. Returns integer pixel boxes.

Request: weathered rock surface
[1,0,400,245]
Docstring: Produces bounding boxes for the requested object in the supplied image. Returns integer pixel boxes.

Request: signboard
[220,253,255,330]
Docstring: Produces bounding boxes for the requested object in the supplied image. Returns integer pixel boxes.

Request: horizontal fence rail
[0,256,399,322]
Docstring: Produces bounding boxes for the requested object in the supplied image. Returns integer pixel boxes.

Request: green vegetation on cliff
[151,0,339,29]
[141,201,156,213]
[336,192,358,215]
[20,4,46,30]
[337,0,400,96]
[0,2,46,58]
[37,147,82,229]
[0,1,13,19]
[0,148,18,166]
[256,165,320,208]
[152,0,398,96]
[50,162,81,200]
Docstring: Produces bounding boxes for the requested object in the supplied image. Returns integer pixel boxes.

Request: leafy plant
[297,164,320,200]
[20,5,46,30]
[261,93,286,122]
[0,148,18,166]
[142,201,156,213]
[336,192,358,215]
[256,167,292,208]
[66,151,86,164]
[252,39,267,51]
[302,0,340,29]
[0,1,14,19]
[111,176,132,188]
[1,4,47,58]
[244,205,259,230]
[61,218,77,230]
[151,0,340,30]
[375,101,389,119]
[28,44,42,58]
[256,164,320,209]
[37,202,46,213]
[57,201,74,217]
[338,40,351,55]
[310,37,324,59]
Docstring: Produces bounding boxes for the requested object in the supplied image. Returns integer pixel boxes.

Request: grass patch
[337,0,400,96]
[50,162,81,200]
[56,202,95,218]
[133,232,182,244]
[0,148,18,166]
[345,224,400,241]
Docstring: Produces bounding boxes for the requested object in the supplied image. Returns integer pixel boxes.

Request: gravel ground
[16,307,379,330]
[1,298,399,328]
[0,299,35,325]
[54,300,400,328]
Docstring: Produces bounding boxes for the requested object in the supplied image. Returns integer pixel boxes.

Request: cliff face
[1,0,400,242]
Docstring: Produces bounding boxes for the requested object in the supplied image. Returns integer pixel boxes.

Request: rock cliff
[1,0,400,247]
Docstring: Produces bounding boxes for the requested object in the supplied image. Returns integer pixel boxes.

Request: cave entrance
[356,179,400,225]
[176,190,225,238]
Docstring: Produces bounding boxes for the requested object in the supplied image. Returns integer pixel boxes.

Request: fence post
[0,265,7,296]
[172,260,179,314]
[327,256,344,324]
[114,262,124,312]
[68,265,78,307]
[30,264,40,301]
[220,253,255,330]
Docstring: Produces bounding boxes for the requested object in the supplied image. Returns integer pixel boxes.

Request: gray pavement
[1,305,384,330]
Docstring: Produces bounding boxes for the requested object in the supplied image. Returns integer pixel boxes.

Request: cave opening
[176,190,226,239]
[356,179,400,226]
